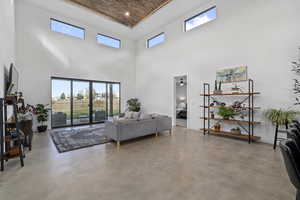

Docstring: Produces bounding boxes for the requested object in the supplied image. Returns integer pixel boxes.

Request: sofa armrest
[104,121,119,141]
[156,116,172,132]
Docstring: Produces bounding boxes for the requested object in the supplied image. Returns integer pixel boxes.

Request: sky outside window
[185,7,217,32]
[50,19,85,39]
[97,34,121,48]
[148,33,165,48]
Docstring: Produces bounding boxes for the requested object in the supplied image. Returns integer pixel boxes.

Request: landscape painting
[216,66,248,83]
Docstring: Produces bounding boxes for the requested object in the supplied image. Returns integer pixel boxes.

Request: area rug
[50,125,111,153]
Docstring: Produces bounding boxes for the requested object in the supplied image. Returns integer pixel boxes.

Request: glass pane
[112,84,120,116]
[73,81,90,125]
[50,19,85,39]
[52,79,71,127]
[92,82,107,122]
[185,7,217,32]
[97,34,121,48]
[107,83,120,116]
[148,33,165,48]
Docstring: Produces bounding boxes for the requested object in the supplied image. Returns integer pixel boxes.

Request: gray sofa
[104,115,172,148]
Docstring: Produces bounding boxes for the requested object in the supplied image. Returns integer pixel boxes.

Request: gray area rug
[50,125,111,153]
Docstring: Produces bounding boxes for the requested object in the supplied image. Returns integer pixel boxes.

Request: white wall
[0,0,15,98]
[136,0,300,143]
[15,1,136,128]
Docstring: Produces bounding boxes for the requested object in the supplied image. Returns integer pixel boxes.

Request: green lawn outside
[52,99,120,120]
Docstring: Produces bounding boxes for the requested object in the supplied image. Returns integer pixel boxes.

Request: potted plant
[34,104,50,132]
[264,109,299,126]
[218,106,237,120]
[231,127,241,135]
[127,98,141,112]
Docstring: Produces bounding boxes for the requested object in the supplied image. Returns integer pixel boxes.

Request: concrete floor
[176,118,187,127]
[0,127,295,200]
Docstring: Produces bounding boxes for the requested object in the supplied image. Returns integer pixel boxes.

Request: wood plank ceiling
[65,0,173,28]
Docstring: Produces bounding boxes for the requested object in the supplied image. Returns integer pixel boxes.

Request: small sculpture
[213,80,223,94]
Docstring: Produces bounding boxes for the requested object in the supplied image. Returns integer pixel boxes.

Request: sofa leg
[117,141,120,149]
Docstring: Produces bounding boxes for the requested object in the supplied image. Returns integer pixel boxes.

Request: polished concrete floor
[0,127,295,200]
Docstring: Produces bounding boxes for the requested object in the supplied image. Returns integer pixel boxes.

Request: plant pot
[37,125,47,133]
[231,130,241,135]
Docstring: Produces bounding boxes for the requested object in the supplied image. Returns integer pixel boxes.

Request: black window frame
[51,76,121,129]
[96,33,121,49]
[50,18,86,39]
[184,6,217,32]
[147,32,165,48]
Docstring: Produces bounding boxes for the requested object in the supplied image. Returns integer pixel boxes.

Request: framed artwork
[216,66,248,83]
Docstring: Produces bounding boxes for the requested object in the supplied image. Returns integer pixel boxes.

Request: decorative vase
[37,125,47,133]
[214,123,221,132]
[210,112,215,119]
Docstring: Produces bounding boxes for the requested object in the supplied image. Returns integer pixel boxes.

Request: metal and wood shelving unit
[200,79,261,143]
[0,96,25,171]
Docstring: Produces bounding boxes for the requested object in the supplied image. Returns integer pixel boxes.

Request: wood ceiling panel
[65,0,173,27]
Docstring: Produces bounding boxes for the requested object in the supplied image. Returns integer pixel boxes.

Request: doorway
[174,76,187,128]
[51,77,121,128]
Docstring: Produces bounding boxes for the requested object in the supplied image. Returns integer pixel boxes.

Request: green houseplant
[127,98,141,112]
[35,104,50,132]
[218,106,237,120]
[264,109,299,125]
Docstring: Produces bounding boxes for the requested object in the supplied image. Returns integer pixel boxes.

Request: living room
[1,0,300,199]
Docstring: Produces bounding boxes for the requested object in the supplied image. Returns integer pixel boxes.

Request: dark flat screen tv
[6,63,19,95]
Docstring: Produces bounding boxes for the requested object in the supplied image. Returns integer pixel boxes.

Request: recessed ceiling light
[125,12,130,17]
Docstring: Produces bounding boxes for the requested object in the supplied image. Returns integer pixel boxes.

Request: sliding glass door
[51,77,120,128]
[72,80,90,125]
[92,82,107,123]
[108,83,121,117]
[51,79,71,127]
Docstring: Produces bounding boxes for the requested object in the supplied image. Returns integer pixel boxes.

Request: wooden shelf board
[2,153,21,160]
[200,129,261,141]
[200,106,261,110]
[201,92,260,96]
[5,136,24,142]
[200,117,261,125]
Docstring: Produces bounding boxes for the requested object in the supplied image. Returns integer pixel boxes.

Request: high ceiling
[22,0,210,39]
[65,0,173,27]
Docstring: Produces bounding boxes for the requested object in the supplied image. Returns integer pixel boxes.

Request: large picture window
[51,77,120,128]
[184,6,217,32]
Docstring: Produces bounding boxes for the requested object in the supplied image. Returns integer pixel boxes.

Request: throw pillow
[124,111,133,119]
[132,112,141,120]
[139,113,152,120]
